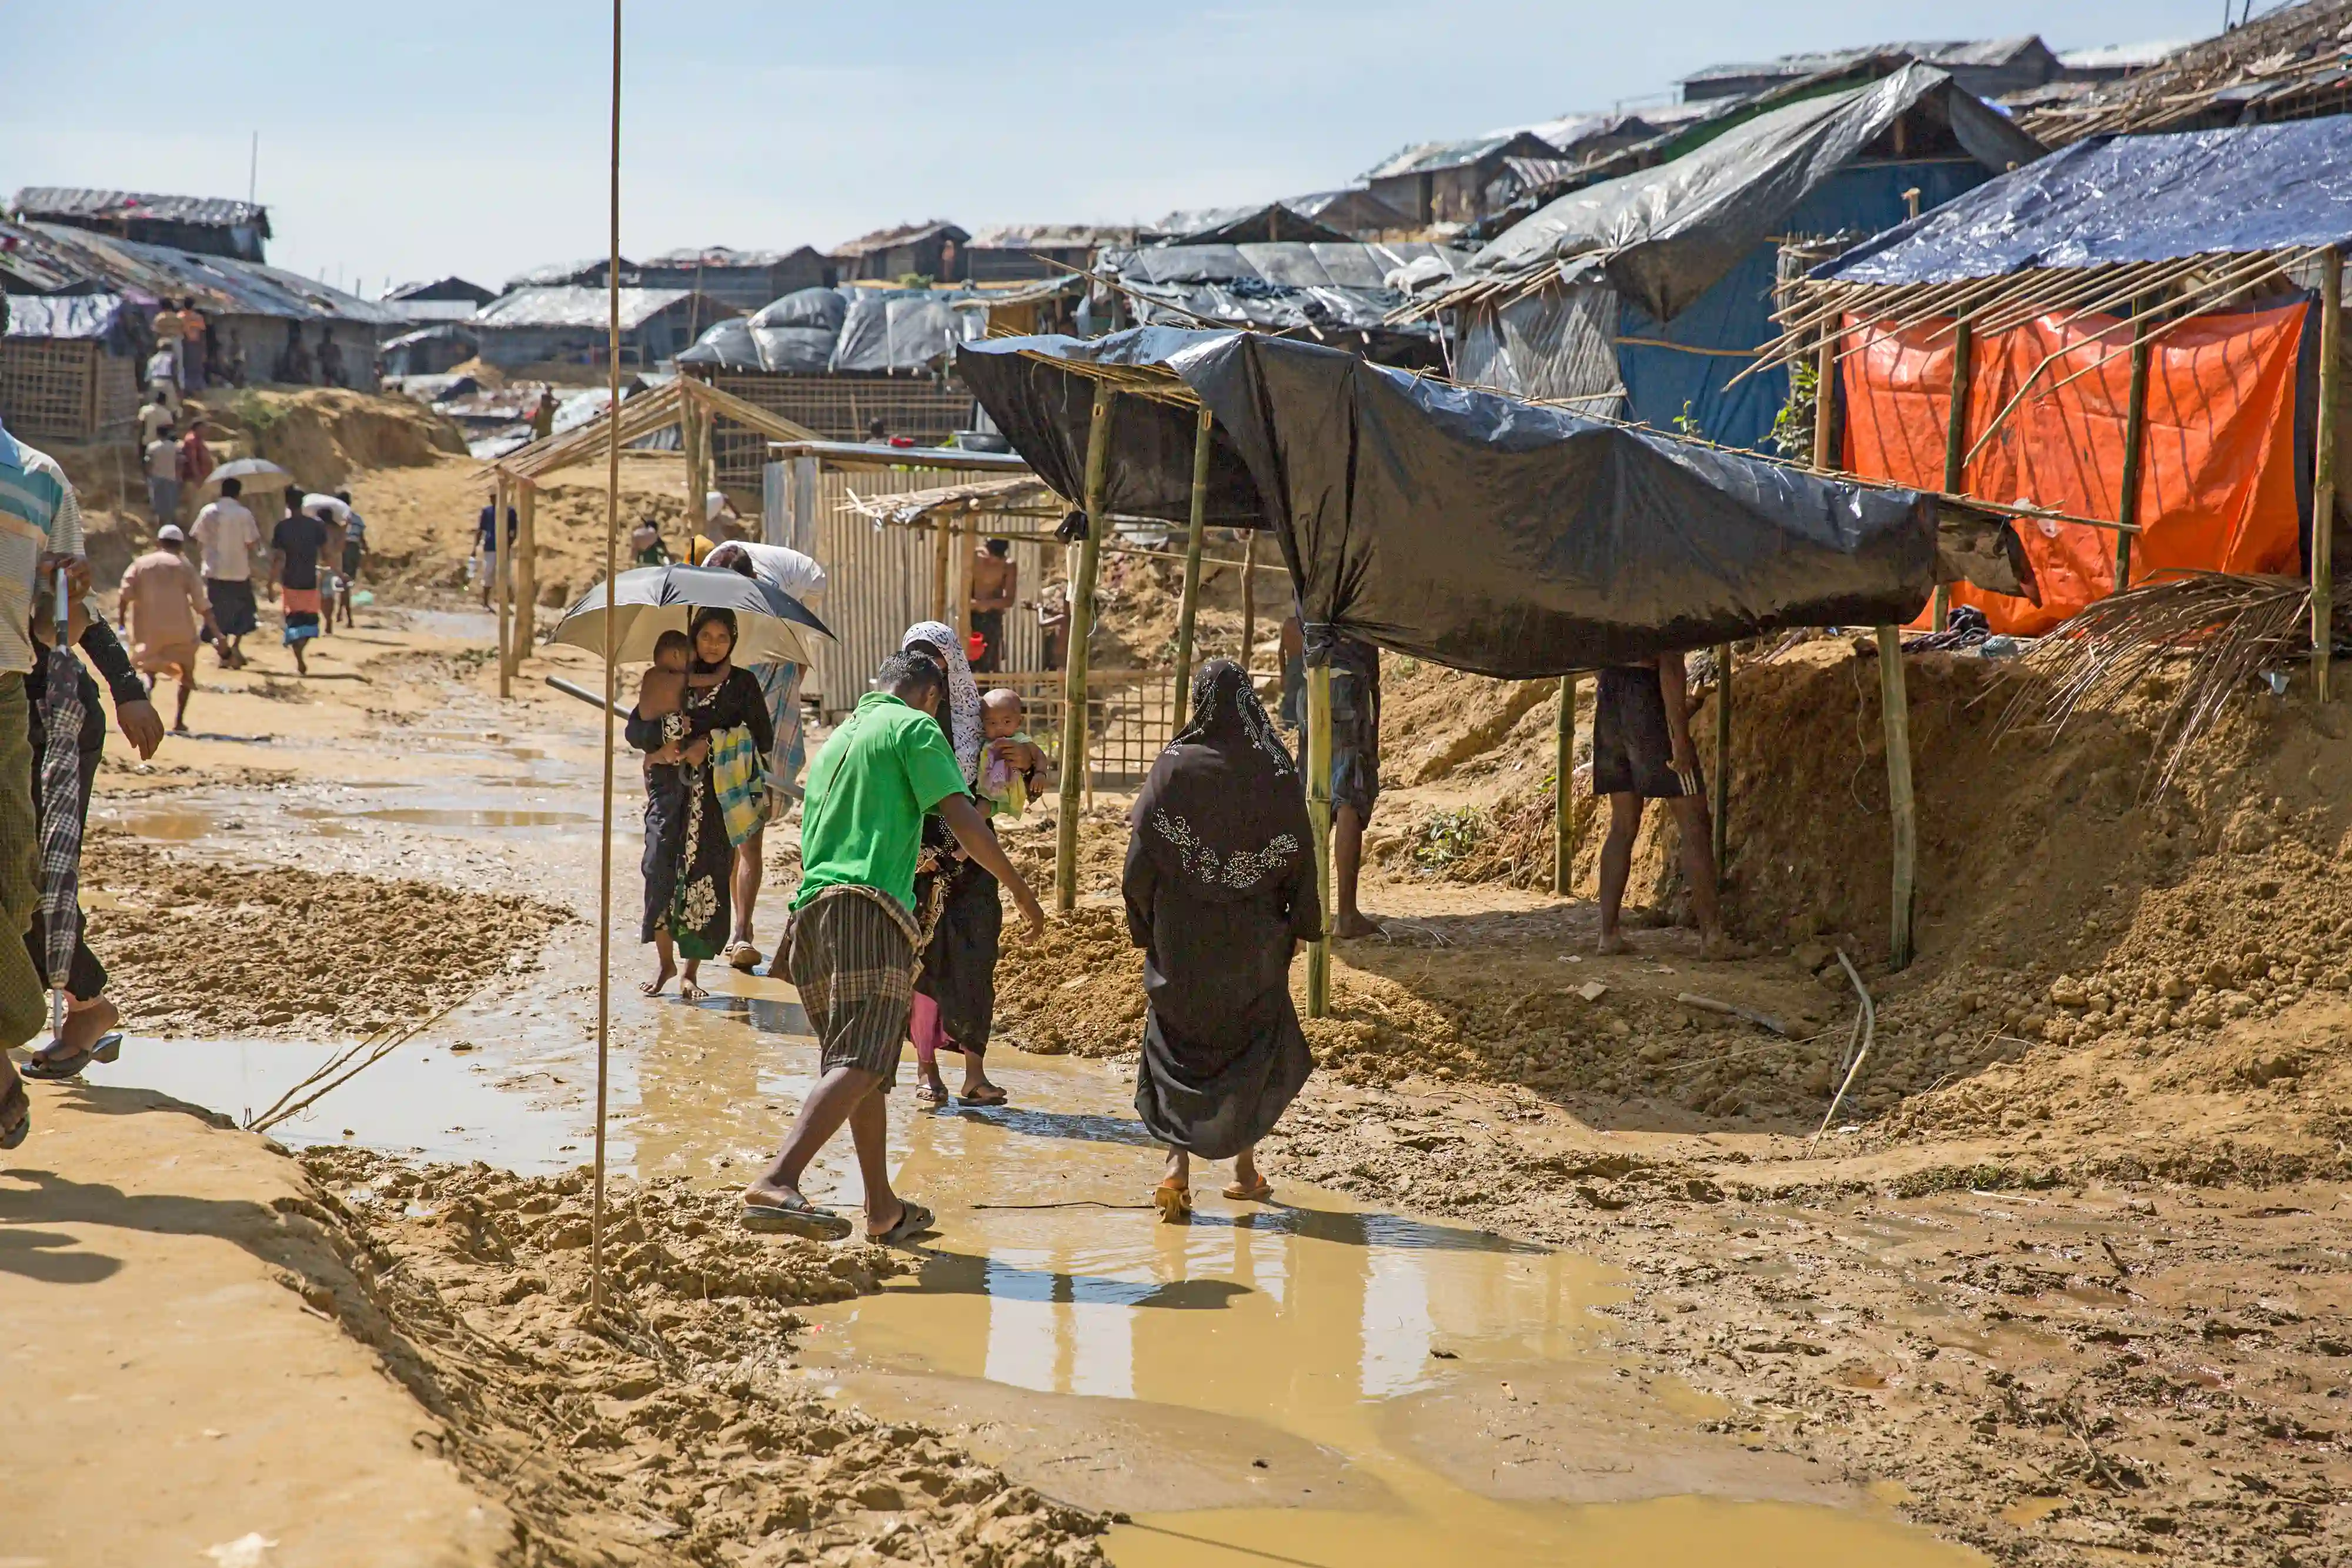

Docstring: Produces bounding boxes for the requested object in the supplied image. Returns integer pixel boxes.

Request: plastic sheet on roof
[1818,118,2352,287]
[829,290,979,374]
[1461,63,2042,323]
[957,328,1949,676]
[1,292,133,346]
[676,318,759,370]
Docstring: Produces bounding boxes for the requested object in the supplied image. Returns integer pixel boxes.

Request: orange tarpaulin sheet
[1840,303,2307,634]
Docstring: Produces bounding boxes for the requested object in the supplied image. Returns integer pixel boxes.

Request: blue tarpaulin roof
[1819,119,2352,286]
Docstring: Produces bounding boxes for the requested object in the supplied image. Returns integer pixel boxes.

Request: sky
[2,0,2246,296]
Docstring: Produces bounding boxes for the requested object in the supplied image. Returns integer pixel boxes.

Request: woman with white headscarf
[899,620,1009,1105]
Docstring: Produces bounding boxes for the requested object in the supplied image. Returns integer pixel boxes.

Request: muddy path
[46,611,2344,1566]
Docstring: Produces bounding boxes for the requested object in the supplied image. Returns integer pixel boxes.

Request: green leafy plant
[229,388,289,443]
[1770,359,1818,460]
[1413,807,1489,870]
[1673,400,1708,441]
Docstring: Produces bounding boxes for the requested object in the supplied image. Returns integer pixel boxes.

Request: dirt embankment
[295,1148,1105,1566]
[86,830,570,1038]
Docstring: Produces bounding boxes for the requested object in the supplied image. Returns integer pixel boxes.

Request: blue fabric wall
[1619,160,1992,453]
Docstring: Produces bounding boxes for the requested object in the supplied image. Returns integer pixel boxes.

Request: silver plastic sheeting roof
[12,187,269,234]
[9,221,397,325]
[473,286,693,332]
[2,292,133,342]
[1101,242,1470,334]
[829,290,982,373]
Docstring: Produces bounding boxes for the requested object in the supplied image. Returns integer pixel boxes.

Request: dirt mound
[994,907,1142,1056]
[300,1148,1106,1566]
[211,387,467,487]
[88,830,570,1037]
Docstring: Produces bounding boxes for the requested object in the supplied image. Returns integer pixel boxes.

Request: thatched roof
[2019,1,2352,144]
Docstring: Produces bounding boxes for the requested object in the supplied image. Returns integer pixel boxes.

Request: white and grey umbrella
[192,457,295,500]
[551,564,831,666]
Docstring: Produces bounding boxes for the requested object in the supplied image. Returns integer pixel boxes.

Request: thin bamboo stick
[1879,625,1916,971]
[514,480,537,669]
[2115,308,2154,593]
[2316,246,2342,701]
[1241,530,1258,668]
[1935,315,1974,630]
[1172,406,1211,700]
[590,0,622,1323]
[1306,663,1333,1018]
[1711,645,1730,872]
[1553,673,1576,897]
[495,472,512,699]
[1055,386,1115,912]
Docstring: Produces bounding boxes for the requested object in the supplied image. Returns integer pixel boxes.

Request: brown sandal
[1152,1179,1192,1224]
[1221,1181,1272,1202]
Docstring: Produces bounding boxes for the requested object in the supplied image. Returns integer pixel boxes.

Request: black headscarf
[1131,658,1309,903]
[689,607,737,674]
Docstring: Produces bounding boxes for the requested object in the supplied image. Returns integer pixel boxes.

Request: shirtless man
[1594,651,1727,958]
[968,538,1016,673]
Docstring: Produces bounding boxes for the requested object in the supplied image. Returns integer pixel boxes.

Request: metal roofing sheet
[473,286,694,330]
[11,186,269,234]
[10,221,396,324]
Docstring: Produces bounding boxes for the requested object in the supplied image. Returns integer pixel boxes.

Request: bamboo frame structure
[1305,663,1333,1018]
[1552,674,1576,896]
[1711,644,1730,872]
[2115,315,2153,593]
[2317,247,2343,701]
[1878,624,1916,969]
[512,482,538,676]
[931,506,954,625]
[1173,407,1212,701]
[494,472,512,699]
[1055,386,1115,912]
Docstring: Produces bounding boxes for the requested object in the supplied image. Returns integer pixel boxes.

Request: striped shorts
[786,885,919,1088]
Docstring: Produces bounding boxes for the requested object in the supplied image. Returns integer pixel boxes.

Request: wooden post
[954,511,974,650]
[513,481,537,671]
[1877,624,1916,969]
[680,382,704,527]
[1936,316,1975,631]
[1240,530,1258,670]
[931,514,954,627]
[1306,662,1333,1018]
[2116,310,2154,594]
[1055,386,1115,912]
[2315,247,2342,701]
[1174,406,1212,700]
[495,473,512,699]
[1711,644,1731,872]
[1552,673,1577,896]
[1812,330,1840,473]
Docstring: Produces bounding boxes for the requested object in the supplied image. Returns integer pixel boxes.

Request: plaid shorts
[786,885,918,1088]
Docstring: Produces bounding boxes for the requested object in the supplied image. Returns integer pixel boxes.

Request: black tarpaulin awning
[956,329,1955,677]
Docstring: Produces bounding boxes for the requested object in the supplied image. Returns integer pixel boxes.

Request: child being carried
[978,687,1051,815]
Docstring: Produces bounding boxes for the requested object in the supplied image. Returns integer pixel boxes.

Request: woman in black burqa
[1124,658,1321,1221]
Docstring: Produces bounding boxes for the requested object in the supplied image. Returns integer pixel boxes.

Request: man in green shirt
[744,651,1044,1243]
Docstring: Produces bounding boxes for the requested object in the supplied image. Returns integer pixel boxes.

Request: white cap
[157,524,186,542]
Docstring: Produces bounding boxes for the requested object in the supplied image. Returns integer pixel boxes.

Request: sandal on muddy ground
[1152,1179,1193,1224]
[724,941,763,972]
[741,1193,853,1241]
[956,1084,1008,1108]
[1,1076,29,1151]
[913,1081,949,1108]
[23,1032,123,1082]
[1221,1179,1273,1203]
[868,1201,935,1247]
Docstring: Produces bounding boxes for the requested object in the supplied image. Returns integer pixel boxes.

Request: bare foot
[640,961,675,997]
[1596,930,1628,956]
[679,976,709,1002]
[1332,912,1385,939]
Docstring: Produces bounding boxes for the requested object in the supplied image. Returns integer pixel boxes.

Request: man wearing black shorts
[1594,652,1726,958]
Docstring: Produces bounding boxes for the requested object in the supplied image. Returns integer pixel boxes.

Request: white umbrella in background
[191,457,295,502]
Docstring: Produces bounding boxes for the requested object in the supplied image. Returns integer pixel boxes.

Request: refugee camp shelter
[830,222,970,285]
[379,323,478,379]
[469,286,710,372]
[1360,131,1562,226]
[637,246,836,309]
[965,227,1144,282]
[1678,37,2064,103]
[11,188,270,262]
[1405,63,2043,453]
[1152,203,1352,247]
[382,276,495,324]
[0,213,397,413]
[1284,189,1411,239]
[2020,1,2352,144]
[0,292,143,442]
[1094,240,1470,369]
[1762,116,2352,663]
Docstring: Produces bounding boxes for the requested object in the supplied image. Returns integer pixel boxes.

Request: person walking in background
[118,525,217,734]
[475,491,514,606]
[1594,652,1728,959]
[703,539,827,971]
[740,649,1043,1243]
[191,477,260,669]
[136,388,173,450]
[1125,659,1319,1221]
[0,412,95,1148]
[968,538,1015,674]
[145,342,180,416]
[151,299,187,392]
[268,496,332,676]
[142,423,179,526]
[298,493,353,638]
[175,421,213,524]
[333,490,365,627]
[1325,632,1384,938]
[172,301,208,393]
[530,387,558,442]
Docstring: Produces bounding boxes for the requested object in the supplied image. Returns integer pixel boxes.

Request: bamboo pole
[590,0,622,1323]
[1173,406,1211,700]
[1711,645,1731,872]
[931,514,953,627]
[513,480,537,671]
[1552,673,1576,896]
[1878,624,1916,970]
[2317,246,2343,701]
[1935,316,1974,631]
[954,513,974,650]
[1055,386,1115,912]
[1812,332,1839,473]
[1306,663,1333,1018]
[495,472,512,699]
[1240,529,1258,671]
[2116,309,2154,594]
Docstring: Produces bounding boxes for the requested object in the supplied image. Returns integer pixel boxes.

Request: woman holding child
[628,609,772,999]
[898,620,1046,1107]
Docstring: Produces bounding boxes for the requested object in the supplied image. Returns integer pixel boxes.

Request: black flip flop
[741,1195,853,1241]
[957,1085,1008,1108]
[22,1032,123,1082]
[868,1201,936,1247]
